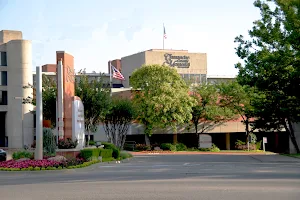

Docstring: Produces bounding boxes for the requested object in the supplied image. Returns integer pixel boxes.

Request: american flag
[164,26,167,39]
[111,64,125,80]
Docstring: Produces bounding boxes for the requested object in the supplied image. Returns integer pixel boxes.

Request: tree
[191,84,236,147]
[130,64,196,144]
[75,73,110,146]
[217,81,261,142]
[103,98,136,149]
[23,75,57,127]
[234,0,300,153]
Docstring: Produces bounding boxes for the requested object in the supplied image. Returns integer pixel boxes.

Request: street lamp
[14,97,24,149]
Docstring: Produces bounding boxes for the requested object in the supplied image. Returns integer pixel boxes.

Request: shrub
[102,142,120,159]
[12,151,33,160]
[79,148,113,161]
[249,133,257,144]
[79,149,99,161]
[135,144,151,151]
[58,138,78,149]
[89,140,95,146]
[175,143,187,151]
[235,140,246,146]
[119,151,133,160]
[0,159,61,169]
[210,144,220,152]
[256,140,262,150]
[43,128,56,155]
[199,144,220,152]
[160,143,176,151]
[99,149,113,159]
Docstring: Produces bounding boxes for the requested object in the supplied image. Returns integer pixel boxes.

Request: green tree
[234,0,300,152]
[23,75,57,127]
[191,84,236,147]
[103,98,136,149]
[75,73,111,146]
[217,81,261,142]
[130,65,196,144]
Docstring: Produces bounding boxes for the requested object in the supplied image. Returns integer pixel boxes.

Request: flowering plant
[0,159,61,169]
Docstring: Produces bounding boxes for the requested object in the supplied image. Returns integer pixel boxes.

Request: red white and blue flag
[111,64,125,80]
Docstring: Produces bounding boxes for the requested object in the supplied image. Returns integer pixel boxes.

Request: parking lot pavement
[0,154,299,200]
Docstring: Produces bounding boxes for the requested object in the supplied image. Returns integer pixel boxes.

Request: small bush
[199,144,220,152]
[102,142,120,159]
[12,151,33,160]
[210,144,220,152]
[58,138,78,149]
[119,151,133,160]
[99,149,113,159]
[175,143,187,151]
[79,149,99,161]
[79,148,113,161]
[135,144,151,151]
[235,140,246,146]
[89,140,95,146]
[160,143,176,151]
[256,140,262,150]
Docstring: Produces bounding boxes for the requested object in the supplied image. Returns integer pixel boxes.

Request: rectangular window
[0,52,7,66]
[201,74,207,84]
[0,91,7,105]
[0,72,7,85]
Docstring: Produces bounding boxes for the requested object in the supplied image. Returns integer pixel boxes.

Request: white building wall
[6,40,34,148]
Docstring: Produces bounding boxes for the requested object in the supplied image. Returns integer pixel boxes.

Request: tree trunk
[245,120,250,143]
[286,119,300,153]
[145,134,151,146]
[195,123,200,148]
[87,129,90,147]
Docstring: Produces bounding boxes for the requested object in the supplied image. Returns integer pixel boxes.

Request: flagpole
[163,23,165,50]
[109,61,112,97]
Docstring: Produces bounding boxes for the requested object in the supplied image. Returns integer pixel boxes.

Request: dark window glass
[0,52,7,66]
[0,91,7,105]
[0,72,7,85]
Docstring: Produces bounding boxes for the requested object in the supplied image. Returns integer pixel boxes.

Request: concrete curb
[130,151,278,156]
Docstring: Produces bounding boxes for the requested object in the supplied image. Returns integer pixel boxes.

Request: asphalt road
[0,154,300,200]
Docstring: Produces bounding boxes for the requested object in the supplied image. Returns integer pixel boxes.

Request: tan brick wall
[0,30,23,44]
[120,49,207,87]
[145,50,207,75]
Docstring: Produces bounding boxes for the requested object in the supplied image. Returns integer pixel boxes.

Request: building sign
[66,66,75,83]
[72,98,85,149]
[199,134,212,148]
[164,53,190,68]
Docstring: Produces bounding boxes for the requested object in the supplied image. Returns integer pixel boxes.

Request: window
[0,72,7,85]
[0,91,7,105]
[0,52,7,66]
[201,74,207,84]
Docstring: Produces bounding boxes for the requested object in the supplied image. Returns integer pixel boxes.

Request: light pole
[14,97,24,148]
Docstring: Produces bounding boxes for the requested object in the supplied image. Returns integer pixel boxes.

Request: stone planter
[56,149,81,159]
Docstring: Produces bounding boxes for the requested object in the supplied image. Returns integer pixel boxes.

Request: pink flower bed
[0,159,61,169]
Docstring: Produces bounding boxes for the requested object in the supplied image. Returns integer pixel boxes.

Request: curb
[130,151,278,156]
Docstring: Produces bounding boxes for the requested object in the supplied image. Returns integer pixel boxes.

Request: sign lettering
[66,66,75,82]
[163,53,190,68]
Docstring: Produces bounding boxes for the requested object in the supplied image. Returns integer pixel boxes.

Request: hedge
[80,148,113,161]
[102,142,120,159]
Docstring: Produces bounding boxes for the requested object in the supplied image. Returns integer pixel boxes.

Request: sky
[0,0,261,75]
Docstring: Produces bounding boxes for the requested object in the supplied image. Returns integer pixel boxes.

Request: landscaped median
[128,142,275,155]
[0,142,133,172]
